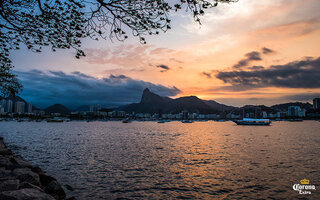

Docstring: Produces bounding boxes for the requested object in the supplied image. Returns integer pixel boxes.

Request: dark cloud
[109,74,129,79]
[247,66,265,70]
[233,51,262,69]
[157,64,170,72]
[71,71,94,79]
[232,48,275,69]
[16,70,181,109]
[262,47,274,54]
[201,72,212,79]
[285,93,320,101]
[246,51,262,61]
[216,56,320,89]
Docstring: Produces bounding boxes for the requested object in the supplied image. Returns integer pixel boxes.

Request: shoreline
[0,137,74,200]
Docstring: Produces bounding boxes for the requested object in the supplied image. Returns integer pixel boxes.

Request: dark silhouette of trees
[0,0,238,97]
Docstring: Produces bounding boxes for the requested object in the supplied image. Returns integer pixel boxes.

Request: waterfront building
[207,114,217,119]
[313,98,320,109]
[15,101,25,113]
[99,111,108,117]
[117,111,126,117]
[190,113,197,119]
[262,111,267,118]
[36,110,45,116]
[288,106,301,117]
[89,105,94,112]
[167,114,174,119]
[298,109,306,117]
[0,99,6,111]
[162,114,168,119]
[6,100,13,113]
[152,113,159,119]
[231,114,241,119]
[182,110,189,120]
[27,103,33,114]
[198,114,206,119]
[107,111,114,117]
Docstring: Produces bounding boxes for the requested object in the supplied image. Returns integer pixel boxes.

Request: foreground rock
[0,188,55,200]
[0,137,71,200]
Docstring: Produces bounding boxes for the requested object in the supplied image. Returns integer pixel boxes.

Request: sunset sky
[10,0,320,109]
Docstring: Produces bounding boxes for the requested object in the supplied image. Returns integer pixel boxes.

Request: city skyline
[0,88,318,114]
[9,0,320,107]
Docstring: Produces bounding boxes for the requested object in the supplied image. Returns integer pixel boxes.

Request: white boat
[181,120,193,123]
[46,117,63,123]
[158,120,170,123]
[122,119,131,123]
[233,118,271,126]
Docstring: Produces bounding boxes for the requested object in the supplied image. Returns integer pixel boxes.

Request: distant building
[182,110,188,120]
[207,114,217,119]
[0,100,6,113]
[117,111,126,117]
[6,100,13,113]
[33,110,45,116]
[262,111,268,118]
[298,109,306,117]
[27,103,32,114]
[288,106,301,117]
[97,104,101,111]
[1,99,6,110]
[198,114,206,119]
[313,98,320,109]
[15,101,25,113]
[167,114,174,119]
[89,105,94,112]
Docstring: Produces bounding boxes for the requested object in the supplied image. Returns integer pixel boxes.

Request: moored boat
[233,118,271,126]
[181,120,193,123]
[158,119,170,123]
[122,119,132,123]
[46,117,63,123]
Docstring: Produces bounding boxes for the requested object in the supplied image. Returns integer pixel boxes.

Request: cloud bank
[16,70,181,109]
[216,56,320,90]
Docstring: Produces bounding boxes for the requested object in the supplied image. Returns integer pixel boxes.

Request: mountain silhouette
[45,104,70,114]
[271,102,313,111]
[119,88,235,114]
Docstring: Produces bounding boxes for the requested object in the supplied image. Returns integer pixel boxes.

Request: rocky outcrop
[0,137,71,200]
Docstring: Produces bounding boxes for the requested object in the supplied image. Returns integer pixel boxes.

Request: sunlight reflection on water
[1,121,320,199]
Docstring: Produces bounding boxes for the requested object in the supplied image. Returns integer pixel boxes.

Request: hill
[119,88,234,114]
[271,102,313,111]
[45,104,70,114]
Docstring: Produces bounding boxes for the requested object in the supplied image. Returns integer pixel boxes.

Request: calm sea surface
[0,121,319,199]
